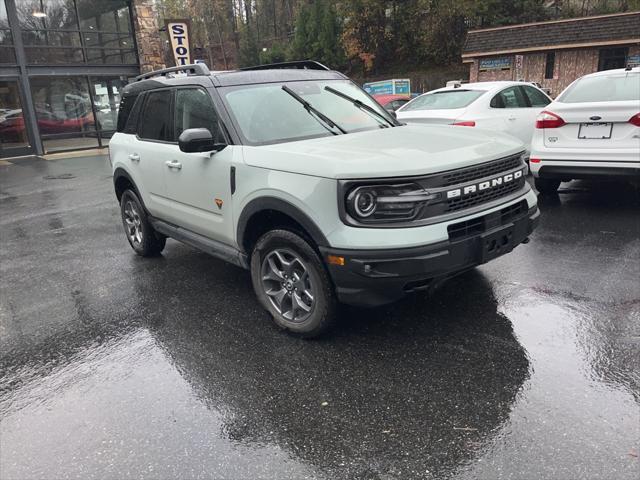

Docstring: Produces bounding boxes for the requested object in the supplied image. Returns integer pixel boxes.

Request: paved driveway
[1,155,638,479]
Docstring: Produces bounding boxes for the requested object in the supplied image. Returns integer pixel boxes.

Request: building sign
[166,20,191,66]
[514,54,524,80]
[627,55,640,68]
[363,78,411,96]
[479,57,512,71]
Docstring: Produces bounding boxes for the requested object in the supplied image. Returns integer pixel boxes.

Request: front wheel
[534,177,561,194]
[250,229,337,338]
[120,189,166,257]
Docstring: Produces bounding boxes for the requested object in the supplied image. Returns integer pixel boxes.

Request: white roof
[580,66,640,78]
[427,81,534,95]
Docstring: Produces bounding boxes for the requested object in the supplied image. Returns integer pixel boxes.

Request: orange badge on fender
[215,198,224,209]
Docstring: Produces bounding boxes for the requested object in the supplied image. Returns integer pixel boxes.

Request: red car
[372,94,411,112]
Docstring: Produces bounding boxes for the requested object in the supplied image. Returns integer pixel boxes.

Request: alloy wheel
[261,249,315,323]
[123,200,143,246]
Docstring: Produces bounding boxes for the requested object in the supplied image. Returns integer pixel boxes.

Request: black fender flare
[236,197,330,251]
[113,167,139,200]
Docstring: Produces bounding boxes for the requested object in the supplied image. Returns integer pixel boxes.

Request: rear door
[486,86,531,145]
[129,89,175,216]
[162,87,235,245]
[542,72,640,150]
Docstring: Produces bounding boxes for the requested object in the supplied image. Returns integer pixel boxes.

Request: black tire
[120,189,166,257]
[534,177,561,195]
[250,229,337,338]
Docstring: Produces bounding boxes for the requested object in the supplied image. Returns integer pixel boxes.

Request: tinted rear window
[116,93,137,132]
[138,90,173,142]
[558,73,640,103]
[401,90,485,111]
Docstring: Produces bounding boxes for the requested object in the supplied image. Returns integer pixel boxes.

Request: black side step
[150,217,249,269]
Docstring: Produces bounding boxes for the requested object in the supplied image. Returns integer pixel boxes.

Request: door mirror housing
[178,128,226,153]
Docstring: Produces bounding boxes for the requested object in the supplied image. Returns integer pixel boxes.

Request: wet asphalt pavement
[0,154,638,480]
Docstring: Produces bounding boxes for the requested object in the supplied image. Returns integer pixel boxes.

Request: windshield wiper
[324,86,396,128]
[281,85,346,135]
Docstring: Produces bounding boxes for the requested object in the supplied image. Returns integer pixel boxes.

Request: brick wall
[132,0,166,73]
[468,43,640,97]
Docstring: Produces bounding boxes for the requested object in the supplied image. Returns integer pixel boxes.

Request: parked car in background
[372,94,411,113]
[530,67,640,193]
[396,81,553,155]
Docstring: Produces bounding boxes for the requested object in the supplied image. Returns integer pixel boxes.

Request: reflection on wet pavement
[1,157,638,479]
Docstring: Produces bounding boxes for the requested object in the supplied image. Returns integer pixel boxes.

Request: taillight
[536,111,565,129]
[452,120,475,127]
[629,113,640,127]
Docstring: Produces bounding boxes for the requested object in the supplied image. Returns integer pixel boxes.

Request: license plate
[481,226,514,263]
[578,122,612,139]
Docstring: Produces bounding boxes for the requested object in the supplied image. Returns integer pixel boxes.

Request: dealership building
[0,0,166,158]
[462,11,640,97]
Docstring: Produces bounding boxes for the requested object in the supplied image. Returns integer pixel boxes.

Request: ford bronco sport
[110,61,539,337]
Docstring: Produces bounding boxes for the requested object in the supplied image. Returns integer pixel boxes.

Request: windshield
[221,80,393,145]
[558,72,640,103]
[400,89,485,111]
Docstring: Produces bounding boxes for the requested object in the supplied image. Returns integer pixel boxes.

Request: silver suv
[110,62,539,337]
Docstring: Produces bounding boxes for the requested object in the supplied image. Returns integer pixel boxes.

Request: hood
[241,125,524,179]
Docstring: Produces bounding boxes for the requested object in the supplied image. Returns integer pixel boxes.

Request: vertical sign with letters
[166,20,191,66]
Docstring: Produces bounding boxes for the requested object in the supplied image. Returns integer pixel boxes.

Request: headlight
[345,183,436,224]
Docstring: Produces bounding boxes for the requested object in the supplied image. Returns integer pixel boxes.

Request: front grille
[441,155,523,187]
[447,200,528,241]
[446,177,523,212]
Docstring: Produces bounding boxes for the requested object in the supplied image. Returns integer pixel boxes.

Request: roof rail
[240,60,330,71]
[135,64,211,82]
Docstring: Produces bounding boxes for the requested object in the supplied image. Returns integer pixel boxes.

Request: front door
[0,80,35,158]
[163,87,235,245]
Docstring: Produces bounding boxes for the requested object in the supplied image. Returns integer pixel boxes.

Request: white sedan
[396,81,552,154]
[530,67,640,193]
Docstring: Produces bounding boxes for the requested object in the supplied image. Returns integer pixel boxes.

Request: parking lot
[0,154,638,479]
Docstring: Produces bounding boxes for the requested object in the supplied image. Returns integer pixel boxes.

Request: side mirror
[178,128,226,153]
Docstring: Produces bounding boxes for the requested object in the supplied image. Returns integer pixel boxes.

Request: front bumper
[321,205,539,307]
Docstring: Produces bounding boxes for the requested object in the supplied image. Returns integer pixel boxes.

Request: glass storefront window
[15,0,77,30]
[22,29,82,46]
[13,0,136,65]
[85,48,134,64]
[0,80,31,150]
[83,32,132,48]
[29,76,98,152]
[24,46,83,63]
[90,76,126,134]
[1,1,16,64]
[77,0,131,32]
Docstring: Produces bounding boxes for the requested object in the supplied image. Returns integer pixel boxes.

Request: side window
[491,86,528,108]
[522,85,551,107]
[123,94,143,134]
[138,89,173,142]
[175,88,223,142]
[116,93,137,132]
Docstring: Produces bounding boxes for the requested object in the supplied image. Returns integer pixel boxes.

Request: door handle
[508,116,517,121]
[165,160,182,170]
[128,153,140,162]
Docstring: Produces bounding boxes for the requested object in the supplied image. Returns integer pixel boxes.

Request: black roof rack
[135,63,211,82]
[240,60,330,71]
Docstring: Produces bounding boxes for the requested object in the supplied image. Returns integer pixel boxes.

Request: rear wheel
[534,178,561,194]
[120,189,166,256]
[251,229,337,338]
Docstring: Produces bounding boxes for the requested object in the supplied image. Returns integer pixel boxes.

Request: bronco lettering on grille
[446,169,524,199]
